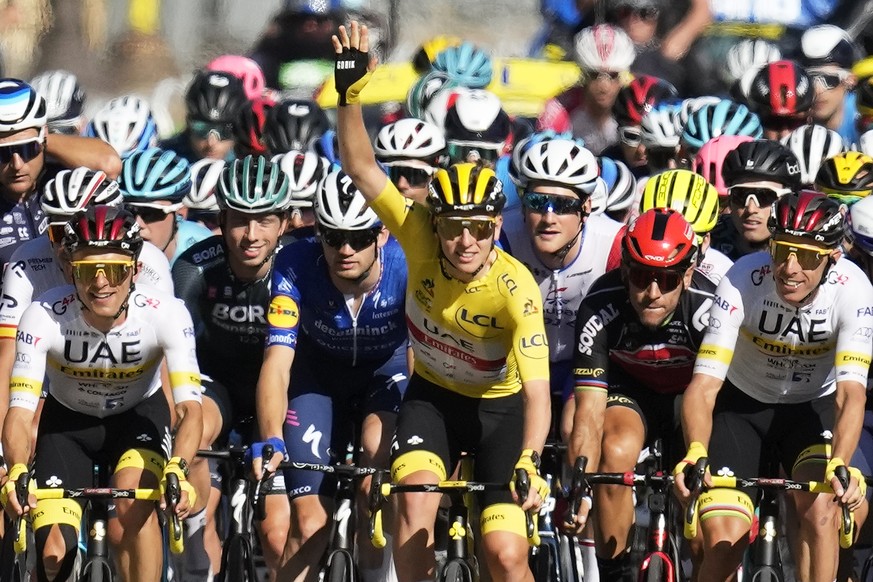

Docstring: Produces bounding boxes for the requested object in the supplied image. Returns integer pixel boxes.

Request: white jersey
[9,284,201,417]
[0,238,172,340]
[697,248,733,286]
[504,213,624,362]
[694,252,873,403]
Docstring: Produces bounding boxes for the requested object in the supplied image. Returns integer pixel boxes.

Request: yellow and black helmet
[412,35,463,74]
[815,151,873,205]
[427,163,505,216]
[641,169,719,240]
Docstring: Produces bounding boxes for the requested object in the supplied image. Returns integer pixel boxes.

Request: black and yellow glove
[0,463,33,509]
[512,449,551,502]
[335,46,372,106]
[161,457,196,508]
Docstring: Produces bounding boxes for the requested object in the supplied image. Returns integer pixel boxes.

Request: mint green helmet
[216,155,292,213]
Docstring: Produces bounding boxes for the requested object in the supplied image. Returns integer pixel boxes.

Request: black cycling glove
[335,46,372,106]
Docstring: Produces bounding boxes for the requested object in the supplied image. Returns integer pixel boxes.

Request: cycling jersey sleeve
[369,181,436,263]
[157,298,203,406]
[0,255,34,340]
[171,250,208,334]
[9,302,54,412]
[833,283,873,385]
[138,242,174,294]
[693,270,745,381]
[265,245,302,350]
[508,279,550,384]
[604,226,625,272]
[572,286,620,393]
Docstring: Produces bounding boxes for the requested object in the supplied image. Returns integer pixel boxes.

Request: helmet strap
[551,222,584,265]
[353,244,381,285]
[160,216,179,253]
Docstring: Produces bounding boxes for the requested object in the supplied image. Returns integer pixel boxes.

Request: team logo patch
[267,296,300,329]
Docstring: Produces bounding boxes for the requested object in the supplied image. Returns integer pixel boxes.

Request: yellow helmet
[427,163,505,215]
[641,169,719,241]
[814,151,873,205]
[412,35,463,74]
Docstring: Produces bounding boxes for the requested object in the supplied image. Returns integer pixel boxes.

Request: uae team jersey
[695,252,873,403]
[0,238,172,339]
[9,284,201,417]
[370,181,549,398]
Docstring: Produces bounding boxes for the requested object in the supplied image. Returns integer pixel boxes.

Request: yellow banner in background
[129,0,160,35]
[316,58,582,118]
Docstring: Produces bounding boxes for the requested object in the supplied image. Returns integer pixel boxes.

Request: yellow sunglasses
[70,260,135,286]
[769,240,831,270]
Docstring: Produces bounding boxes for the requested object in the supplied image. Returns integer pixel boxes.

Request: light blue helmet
[86,96,159,157]
[680,99,763,153]
[432,42,493,89]
[119,148,192,204]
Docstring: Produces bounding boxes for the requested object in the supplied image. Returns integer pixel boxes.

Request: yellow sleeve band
[169,371,201,388]
[836,351,872,367]
[9,377,42,397]
[696,344,733,364]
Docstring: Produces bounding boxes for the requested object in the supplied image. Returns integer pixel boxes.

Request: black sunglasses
[320,226,381,251]
[626,265,684,292]
[387,165,433,188]
[127,204,173,223]
[0,138,43,164]
[522,192,585,215]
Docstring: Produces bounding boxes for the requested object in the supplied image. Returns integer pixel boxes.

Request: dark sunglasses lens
[628,267,683,291]
[191,120,233,140]
[0,140,42,164]
[128,206,168,223]
[729,187,779,208]
[435,219,495,240]
[388,166,431,188]
[322,228,377,251]
[523,193,582,214]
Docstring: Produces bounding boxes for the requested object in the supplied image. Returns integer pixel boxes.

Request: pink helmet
[693,135,755,199]
[206,55,265,100]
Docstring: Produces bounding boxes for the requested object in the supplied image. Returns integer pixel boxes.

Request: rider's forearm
[521,379,551,455]
[172,400,203,464]
[569,390,606,470]
[831,381,866,464]
[255,348,292,441]
[45,134,122,179]
[660,0,712,61]
[0,340,14,438]
[681,373,722,449]
[1,407,35,467]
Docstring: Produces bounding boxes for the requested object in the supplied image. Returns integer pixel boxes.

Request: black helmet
[722,140,803,188]
[185,70,249,124]
[263,99,330,155]
[62,205,144,259]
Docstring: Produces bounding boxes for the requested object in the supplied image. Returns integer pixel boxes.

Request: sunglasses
[762,115,807,132]
[434,217,496,241]
[625,265,685,292]
[522,192,585,215]
[127,204,175,223]
[189,120,235,141]
[728,185,792,209]
[615,6,660,20]
[387,165,434,188]
[811,71,848,91]
[47,222,67,245]
[619,126,642,148]
[586,70,622,82]
[769,239,831,270]
[0,137,44,164]
[447,143,502,165]
[70,260,135,286]
[319,226,381,251]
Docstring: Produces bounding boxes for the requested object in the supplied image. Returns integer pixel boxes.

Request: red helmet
[623,208,697,268]
[234,96,276,156]
[612,75,678,126]
[768,190,844,247]
[747,60,814,118]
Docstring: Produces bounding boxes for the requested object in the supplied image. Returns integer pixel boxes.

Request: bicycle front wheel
[640,553,673,582]
[326,550,358,582]
[440,560,474,582]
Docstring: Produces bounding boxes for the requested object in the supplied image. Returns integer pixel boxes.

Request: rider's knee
[33,502,81,582]
[289,494,330,540]
[699,488,754,547]
[480,505,530,576]
[600,434,642,472]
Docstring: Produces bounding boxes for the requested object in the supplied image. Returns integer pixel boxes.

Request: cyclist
[0,78,121,276]
[0,205,202,582]
[373,117,446,204]
[814,151,873,208]
[184,157,224,235]
[234,95,276,158]
[675,191,873,582]
[640,168,732,284]
[640,104,684,174]
[780,123,845,188]
[29,70,86,135]
[272,149,330,237]
[263,98,331,156]
[332,22,551,582]
[501,138,624,440]
[538,24,636,154]
[206,54,267,101]
[172,154,294,579]
[159,70,249,164]
[710,139,803,260]
[745,61,815,140]
[119,148,212,267]
[251,168,409,582]
[86,96,161,158]
[569,208,716,580]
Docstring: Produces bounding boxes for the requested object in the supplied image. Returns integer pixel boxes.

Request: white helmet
[443,89,510,145]
[605,159,637,212]
[185,158,224,212]
[29,70,85,130]
[41,167,123,217]
[423,86,464,131]
[724,39,781,85]
[641,106,681,149]
[588,177,609,215]
[87,96,159,157]
[315,169,380,230]
[800,25,858,70]
[374,118,447,162]
[518,139,599,194]
[0,79,47,132]
[848,195,873,255]
[780,124,845,185]
[859,130,873,158]
[574,25,635,73]
[273,150,330,208]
